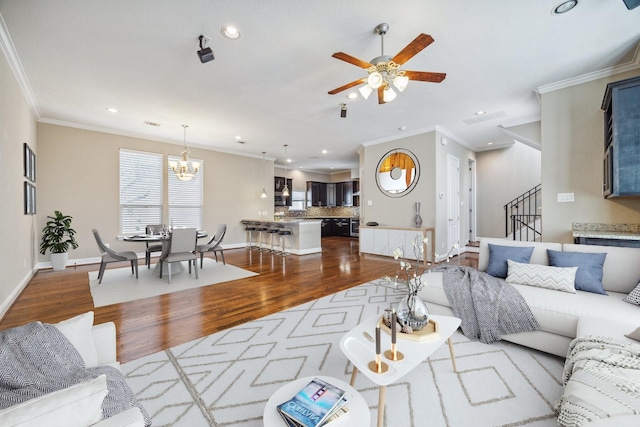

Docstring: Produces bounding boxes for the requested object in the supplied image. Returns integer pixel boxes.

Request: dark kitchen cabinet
[601,75,640,198]
[274,176,292,206]
[336,181,353,207]
[306,181,327,207]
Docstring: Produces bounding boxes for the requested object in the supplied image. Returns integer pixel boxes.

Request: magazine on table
[277,377,349,427]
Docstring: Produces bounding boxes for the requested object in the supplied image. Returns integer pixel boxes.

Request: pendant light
[282,144,290,197]
[169,124,200,181]
[260,152,268,198]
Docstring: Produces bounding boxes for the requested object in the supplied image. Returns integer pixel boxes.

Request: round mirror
[375,148,420,197]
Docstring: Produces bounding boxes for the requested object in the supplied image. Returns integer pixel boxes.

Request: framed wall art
[24,181,36,215]
[23,143,36,182]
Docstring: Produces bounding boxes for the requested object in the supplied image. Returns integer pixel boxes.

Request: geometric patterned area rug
[121,280,565,426]
[88,258,257,307]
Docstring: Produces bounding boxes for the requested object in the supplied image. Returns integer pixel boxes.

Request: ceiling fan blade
[391,34,434,65]
[328,78,366,95]
[332,52,374,69]
[378,86,385,104]
[403,70,446,83]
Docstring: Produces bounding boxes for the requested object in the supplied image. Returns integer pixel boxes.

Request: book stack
[277,377,350,427]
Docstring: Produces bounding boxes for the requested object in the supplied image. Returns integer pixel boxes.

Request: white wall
[541,70,640,243]
[0,48,38,316]
[476,142,542,238]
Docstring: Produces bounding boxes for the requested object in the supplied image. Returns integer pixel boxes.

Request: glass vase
[396,292,430,331]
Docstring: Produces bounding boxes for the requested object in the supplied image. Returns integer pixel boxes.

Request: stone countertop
[242,218,322,224]
[572,223,640,241]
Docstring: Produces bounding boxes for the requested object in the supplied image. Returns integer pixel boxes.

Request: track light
[197,35,214,63]
[340,104,347,118]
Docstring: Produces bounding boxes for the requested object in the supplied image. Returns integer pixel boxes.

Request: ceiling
[1,1,639,173]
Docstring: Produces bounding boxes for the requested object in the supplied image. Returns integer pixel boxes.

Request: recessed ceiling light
[347,92,358,100]
[487,142,494,145]
[287,158,291,163]
[398,126,407,132]
[221,26,241,39]
[322,149,328,154]
[235,135,242,140]
[330,167,335,170]
[552,0,578,15]
[474,111,486,116]
[105,107,118,113]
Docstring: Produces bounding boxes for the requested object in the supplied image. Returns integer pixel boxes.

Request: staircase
[504,184,542,241]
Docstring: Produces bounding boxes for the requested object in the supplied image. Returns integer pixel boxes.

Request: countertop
[572,222,640,241]
[242,218,322,224]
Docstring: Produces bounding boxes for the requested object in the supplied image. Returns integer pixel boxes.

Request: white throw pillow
[0,375,107,427]
[53,311,100,368]
[506,259,578,293]
[623,282,640,306]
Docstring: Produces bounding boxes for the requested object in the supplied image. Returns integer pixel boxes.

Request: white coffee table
[263,375,370,427]
[340,314,461,427]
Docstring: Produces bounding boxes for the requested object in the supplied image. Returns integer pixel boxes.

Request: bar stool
[242,221,258,250]
[278,227,293,256]
[266,225,281,253]
[255,222,269,251]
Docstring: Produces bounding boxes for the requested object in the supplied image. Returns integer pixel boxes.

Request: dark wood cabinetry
[274,176,292,206]
[601,75,640,198]
[306,180,359,207]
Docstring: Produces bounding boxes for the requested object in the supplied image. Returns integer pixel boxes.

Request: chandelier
[170,124,200,181]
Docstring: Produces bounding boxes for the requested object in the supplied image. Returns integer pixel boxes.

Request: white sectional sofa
[420,237,640,426]
[0,312,146,427]
[420,237,640,357]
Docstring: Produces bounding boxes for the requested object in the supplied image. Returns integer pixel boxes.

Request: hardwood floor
[0,237,478,363]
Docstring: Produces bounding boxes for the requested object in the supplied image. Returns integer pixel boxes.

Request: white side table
[340,314,461,427]
[263,375,370,427]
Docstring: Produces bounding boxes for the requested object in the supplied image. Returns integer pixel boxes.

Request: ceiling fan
[328,23,446,104]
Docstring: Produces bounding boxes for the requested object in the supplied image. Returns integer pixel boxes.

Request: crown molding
[0,12,41,119]
[537,42,640,94]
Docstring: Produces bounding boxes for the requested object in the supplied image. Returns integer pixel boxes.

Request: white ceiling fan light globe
[367,72,383,89]
[393,75,409,92]
[358,85,373,99]
[383,86,397,102]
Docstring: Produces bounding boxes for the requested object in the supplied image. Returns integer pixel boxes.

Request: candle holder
[368,354,389,373]
[384,344,405,361]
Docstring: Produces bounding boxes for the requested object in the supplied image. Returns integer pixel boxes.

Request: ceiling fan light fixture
[393,75,409,92]
[383,86,397,103]
[367,72,383,89]
[358,85,373,99]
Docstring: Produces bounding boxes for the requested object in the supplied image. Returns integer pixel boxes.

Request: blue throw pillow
[486,244,534,278]
[547,249,607,295]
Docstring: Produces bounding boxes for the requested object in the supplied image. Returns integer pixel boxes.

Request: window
[120,149,163,234]
[290,190,306,210]
[168,155,203,229]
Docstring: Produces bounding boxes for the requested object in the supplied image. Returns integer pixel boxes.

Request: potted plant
[40,210,79,271]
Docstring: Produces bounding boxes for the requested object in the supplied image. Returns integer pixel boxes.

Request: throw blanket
[556,336,640,427]
[433,265,539,344]
[0,321,150,426]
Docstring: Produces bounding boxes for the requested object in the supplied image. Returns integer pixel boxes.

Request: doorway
[447,154,460,252]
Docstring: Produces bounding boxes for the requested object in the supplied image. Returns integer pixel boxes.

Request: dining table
[118,230,207,276]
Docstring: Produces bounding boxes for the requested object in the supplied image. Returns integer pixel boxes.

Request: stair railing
[504,184,542,241]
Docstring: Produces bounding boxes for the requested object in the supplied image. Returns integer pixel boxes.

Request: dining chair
[195,224,227,268]
[159,227,198,284]
[92,229,139,284]
[145,224,164,268]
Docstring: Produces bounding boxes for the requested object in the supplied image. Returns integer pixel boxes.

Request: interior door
[447,154,460,252]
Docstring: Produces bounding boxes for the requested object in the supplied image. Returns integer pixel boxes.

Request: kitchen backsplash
[275,206,360,218]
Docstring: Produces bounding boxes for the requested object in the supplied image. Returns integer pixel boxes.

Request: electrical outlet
[557,193,574,203]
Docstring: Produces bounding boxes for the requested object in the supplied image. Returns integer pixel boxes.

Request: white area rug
[88,258,257,307]
[121,280,565,427]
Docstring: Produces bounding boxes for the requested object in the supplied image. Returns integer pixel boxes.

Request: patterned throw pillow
[506,259,578,293]
[624,282,640,306]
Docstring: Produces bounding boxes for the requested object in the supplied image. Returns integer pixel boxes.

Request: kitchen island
[241,219,322,255]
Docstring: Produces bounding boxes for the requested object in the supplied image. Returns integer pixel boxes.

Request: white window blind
[168,155,203,229]
[120,149,163,234]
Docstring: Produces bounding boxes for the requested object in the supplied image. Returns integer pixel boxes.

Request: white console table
[359,225,435,265]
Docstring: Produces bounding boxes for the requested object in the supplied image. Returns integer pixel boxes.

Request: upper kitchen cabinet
[275,176,293,206]
[602,75,640,198]
[306,181,327,207]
